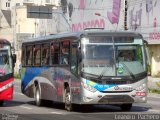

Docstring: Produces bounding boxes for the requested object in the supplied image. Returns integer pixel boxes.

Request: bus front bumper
[79,89,147,105]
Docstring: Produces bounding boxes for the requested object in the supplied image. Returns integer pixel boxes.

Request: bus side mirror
[13,54,16,63]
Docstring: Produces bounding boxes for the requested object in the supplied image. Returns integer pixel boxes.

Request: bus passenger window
[33,45,41,66]
[26,46,32,66]
[51,42,59,65]
[60,41,69,65]
[61,47,69,64]
[42,44,50,65]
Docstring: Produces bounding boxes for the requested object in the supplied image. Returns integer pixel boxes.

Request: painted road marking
[147,100,160,105]
[14,80,21,83]
[148,109,160,113]
[14,92,24,96]
[147,96,160,99]
[50,112,65,115]
[14,85,20,88]
[20,106,33,110]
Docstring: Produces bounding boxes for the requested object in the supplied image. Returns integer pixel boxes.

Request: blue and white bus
[20,30,148,111]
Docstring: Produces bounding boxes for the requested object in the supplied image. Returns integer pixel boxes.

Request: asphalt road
[0,80,160,120]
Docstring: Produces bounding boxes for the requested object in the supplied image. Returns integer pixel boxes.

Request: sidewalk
[148,93,160,98]
[148,76,160,91]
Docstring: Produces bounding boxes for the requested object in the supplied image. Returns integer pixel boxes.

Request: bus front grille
[98,95,134,103]
[100,91,132,93]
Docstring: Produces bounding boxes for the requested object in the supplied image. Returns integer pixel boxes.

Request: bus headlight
[136,84,146,91]
[81,82,97,92]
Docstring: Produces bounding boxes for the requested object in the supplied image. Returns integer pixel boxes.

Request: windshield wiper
[81,70,101,79]
[97,65,113,80]
[120,62,135,79]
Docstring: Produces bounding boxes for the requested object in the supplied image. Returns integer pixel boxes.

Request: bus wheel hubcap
[66,92,71,105]
[36,90,40,103]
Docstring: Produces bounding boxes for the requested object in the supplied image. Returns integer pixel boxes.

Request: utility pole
[124,0,128,30]
[0,0,1,10]
[0,1,2,30]
[0,13,2,29]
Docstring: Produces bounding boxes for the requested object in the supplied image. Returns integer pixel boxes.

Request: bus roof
[22,30,143,44]
[0,38,11,45]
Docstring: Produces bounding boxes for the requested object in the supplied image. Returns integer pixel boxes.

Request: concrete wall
[149,45,160,76]
[127,0,160,76]
[38,0,125,35]
[127,0,160,41]
[0,11,12,41]
[16,7,35,34]
[14,6,35,73]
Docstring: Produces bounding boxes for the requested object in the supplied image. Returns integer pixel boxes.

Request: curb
[148,77,160,91]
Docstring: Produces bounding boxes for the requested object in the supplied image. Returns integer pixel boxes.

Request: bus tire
[65,87,73,111]
[0,100,4,106]
[35,86,43,106]
[120,103,132,111]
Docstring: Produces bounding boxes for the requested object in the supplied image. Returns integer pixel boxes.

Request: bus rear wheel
[65,87,73,111]
[120,103,132,111]
[0,100,4,106]
[35,86,43,106]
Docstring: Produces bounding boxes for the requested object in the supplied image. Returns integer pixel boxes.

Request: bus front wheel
[120,103,132,111]
[65,87,73,111]
[0,100,4,106]
[35,86,43,106]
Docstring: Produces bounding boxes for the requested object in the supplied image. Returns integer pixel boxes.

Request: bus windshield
[81,36,146,78]
[0,44,12,75]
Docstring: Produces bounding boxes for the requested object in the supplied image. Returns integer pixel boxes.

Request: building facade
[0,0,13,41]
[39,0,125,34]
[1,0,59,72]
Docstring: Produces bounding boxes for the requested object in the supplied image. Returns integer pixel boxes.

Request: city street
[1,0,160,120]
[0,79,160,120]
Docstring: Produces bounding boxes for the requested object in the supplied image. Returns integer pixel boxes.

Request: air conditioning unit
[23,0,34,5]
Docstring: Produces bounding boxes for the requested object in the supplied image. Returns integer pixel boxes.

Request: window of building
[51,42,60,65]
[42,43,50,66]
[26,46,33,66]
[16,3,20,6]
[33,45,41,66]
[6,2,10,7]
[8,2,10,7]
